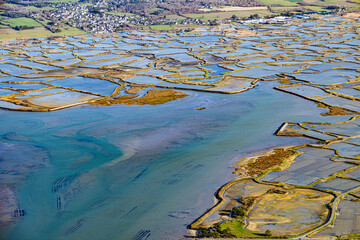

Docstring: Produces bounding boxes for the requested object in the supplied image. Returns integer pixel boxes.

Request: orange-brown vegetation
[246,148,296,175]
[90,89,188,106]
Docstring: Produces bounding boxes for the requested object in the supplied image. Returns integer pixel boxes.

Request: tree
[249,14,259,20]
[231,207,246,218]
[265,230,272,236]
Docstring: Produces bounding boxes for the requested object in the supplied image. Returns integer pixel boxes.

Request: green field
[34,17,54,26]
[271,6,328,12]
[3,17,42,28]
[23,6,56,10]
[0,25,86,40]
[149,7,163,13]
[219,221,264,238]
[185,10,273,21]
[150,25,173,30]
[56,26,87,35]
[106,11,135,16]
[171,24,203,29]
[165,14,185,20]
[23,6,40,10]
[304,0,359,7]
[45,0,80,2]
[261,0,360,8]
[259,0,299,6]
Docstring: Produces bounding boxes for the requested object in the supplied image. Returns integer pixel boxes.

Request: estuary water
[1,82,328,240]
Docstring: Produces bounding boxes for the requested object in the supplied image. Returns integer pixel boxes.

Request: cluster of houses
[241,16,291,24]
[43,2,336,33]
[48,3,128,33]
[47,2,205,33]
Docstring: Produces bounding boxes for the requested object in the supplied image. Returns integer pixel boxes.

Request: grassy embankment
[0,26,86,40]
[219,221,264,238]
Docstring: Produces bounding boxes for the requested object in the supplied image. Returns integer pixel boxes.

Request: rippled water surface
[0,81,327,240]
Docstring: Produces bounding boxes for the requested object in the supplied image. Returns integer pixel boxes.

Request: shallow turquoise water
[1,81,328,240]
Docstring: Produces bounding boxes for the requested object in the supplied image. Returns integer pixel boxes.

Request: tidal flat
[0,15,359,240]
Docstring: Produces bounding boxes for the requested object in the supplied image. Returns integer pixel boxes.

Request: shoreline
[188,145,300,229]
[188,113,360,238]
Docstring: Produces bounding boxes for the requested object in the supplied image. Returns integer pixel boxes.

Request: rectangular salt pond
[116,44,144,51]
[313,178,360,193]
[167,54,199,62]
[281,85,328,98]
[0,49,11,55]
[309,120,360,137]
[216,48,259,58]
[315,200,360,236]
[287,55,317,61]
[137,69,173,76]
[92,44,115,48]
[15,88,67,99]
[206,78,253,93]
[201,64,230,74]
[328,142,360,158]
[321,96,360,112]
[124,58,152,69]
[0,83,48,90]
[158,41,184,48]
[16,60,60,71]
[82,54,124,63]
[290,71,356,85]
[346,138,360,145]
[52,59,82,67]
[229,65,303,78]
[27,91,100,108]
[136,48,188,55]
[0,76,56,83]
[169,71,204,77]
[0,56,26,63]
[325,43,353,49]
[0,100,30,110]
[69,42,92,48]
[345,168,360,179]
[177,36,221,43]
[45,52,76,60]
[222,64,243,70]
[262,147,353,186]
[308,62,360,72]
[303,130,336,141]
[188,77,222,85]
[156,81,208,90]
[330,88,360,97]
[240,57,275,65]
[0,63,39,76]
[0,88,17,96]
[49,77,120,96]
[81,56,141,68]
[125,76,164,85]
[167,76,204,81]
[74,50,107,56]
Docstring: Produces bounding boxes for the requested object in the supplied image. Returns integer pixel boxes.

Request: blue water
[1,81,327,240]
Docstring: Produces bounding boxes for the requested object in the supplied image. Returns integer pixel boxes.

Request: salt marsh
[0,15,360,240]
